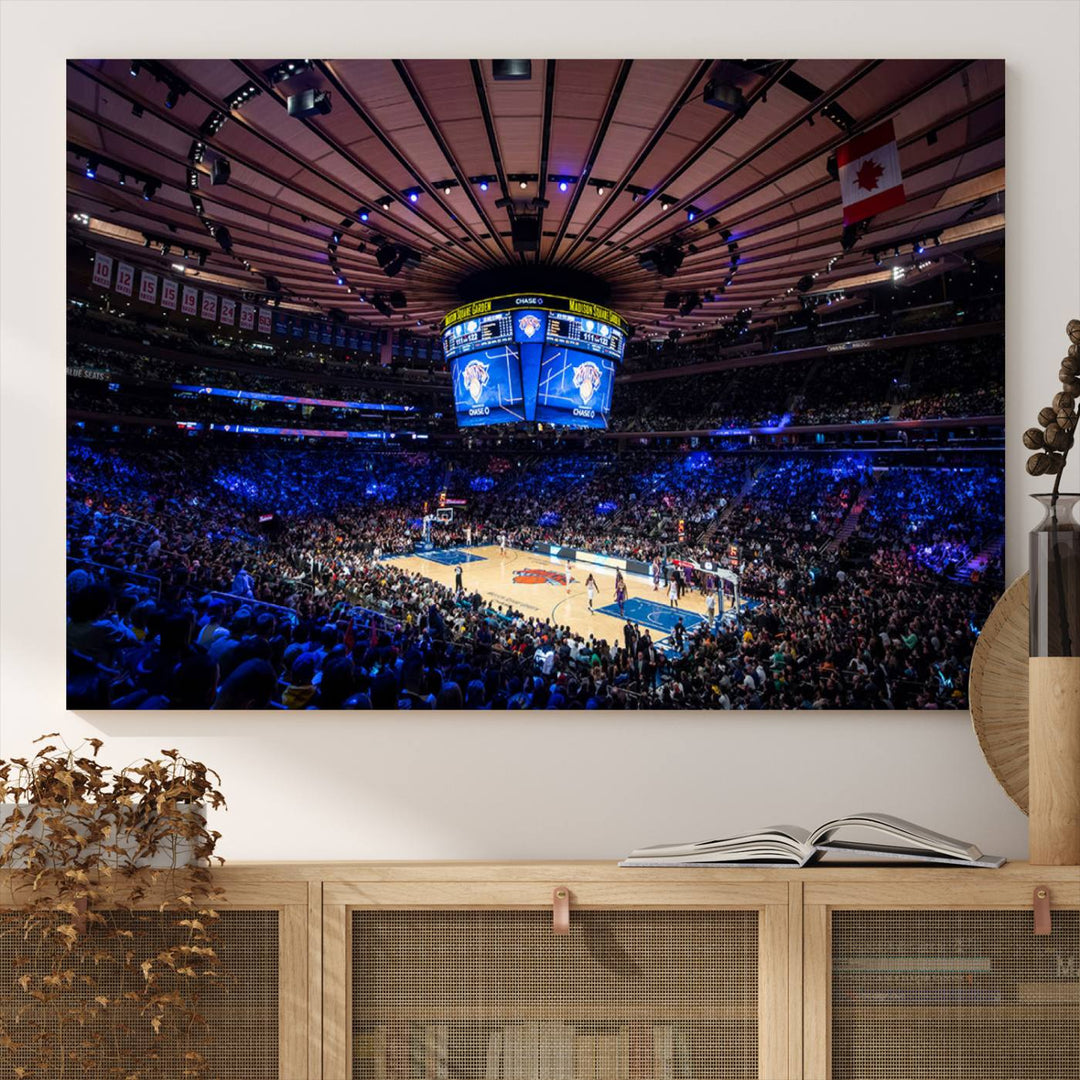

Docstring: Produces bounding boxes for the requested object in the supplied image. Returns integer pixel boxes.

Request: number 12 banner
[114,262,135,297]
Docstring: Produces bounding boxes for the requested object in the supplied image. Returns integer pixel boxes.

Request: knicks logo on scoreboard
[518,313,541,339]
[461,359,490,403]
[513,568,573,586]
[572,361,603,405]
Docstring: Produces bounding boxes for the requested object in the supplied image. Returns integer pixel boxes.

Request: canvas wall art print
[66,58,1005,710]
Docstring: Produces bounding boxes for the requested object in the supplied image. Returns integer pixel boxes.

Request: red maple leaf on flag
[854,157,885,192]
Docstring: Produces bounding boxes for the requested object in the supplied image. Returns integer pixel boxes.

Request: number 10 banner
[92,252,113,289]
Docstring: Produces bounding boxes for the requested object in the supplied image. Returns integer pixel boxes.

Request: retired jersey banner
[114,262,135,297]
[160,277,179,310]
[91,251,113,289]
[220,297,236,325]
[181,285,199,316]
[838,120,906,226]
[239,304,255,330]
[201,292,218,321]
[258,307,272,334]
[138,270,158,305]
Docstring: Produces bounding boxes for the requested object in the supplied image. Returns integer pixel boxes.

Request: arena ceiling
[66,58,1005,339]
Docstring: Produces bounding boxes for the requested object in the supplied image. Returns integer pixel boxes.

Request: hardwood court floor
[387,545,730,647]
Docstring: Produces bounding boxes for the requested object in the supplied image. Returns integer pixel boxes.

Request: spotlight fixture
[492,60,532,81]
[191,195,204,215]
[358,207,370,222]
[559,181,568,192]
[286,88,331,117]
[638,243,684,277]
[199,111,228,137]
[588,179,615,197]
[129,60,141,77]
[165,86,180,110]
[435,180,458,195]
[470,174,497,193]
[210,158,231,186]
[85,158,98,180]
[332,231,342,244]
[337,277,345,286]
[142,179,159,201]
[131,104,144,118]
[189,140,205,163]
[873,251,882,267]
[264,59,313,85]
[519,180,528,190]
[404,187,422,203]
[687,208,698,222]
[378,196,393,211]
[187,168,199,189]
[224,82,262,110]
[914,240,925,255]
[479,181,488,192]
[659,197,671,211]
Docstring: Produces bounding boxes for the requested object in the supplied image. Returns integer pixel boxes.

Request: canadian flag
[837,120,906,226]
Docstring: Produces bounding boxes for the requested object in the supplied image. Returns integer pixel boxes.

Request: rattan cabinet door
[324,877,790,1080]
[804,877,1080,1080]
[0,907,287,1080]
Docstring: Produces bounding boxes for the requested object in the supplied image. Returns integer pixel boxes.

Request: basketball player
[454,564,463,593]
[498,532,507,557]
[464,523,472,546]
[668,576,679,609]
[651,557,661,591]
[585,572,598,612]
[614,571,627,617]
[565,557,573,593]
[706,587,717,622]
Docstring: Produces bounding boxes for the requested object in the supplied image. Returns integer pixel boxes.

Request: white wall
[2,1,1078,863]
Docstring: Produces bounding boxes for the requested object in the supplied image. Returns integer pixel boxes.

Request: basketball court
[385,544,737,649]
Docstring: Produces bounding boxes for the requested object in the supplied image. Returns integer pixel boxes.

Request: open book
[620,812,1006,868]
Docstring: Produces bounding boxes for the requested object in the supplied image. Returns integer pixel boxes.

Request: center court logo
[518,314,541,339]
[461,359,490,403]
[513,568,573,586]
[572,360,602,405]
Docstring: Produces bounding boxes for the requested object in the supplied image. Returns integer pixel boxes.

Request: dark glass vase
[1029,492,1080,657]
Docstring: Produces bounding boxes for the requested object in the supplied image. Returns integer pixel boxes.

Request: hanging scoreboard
[442,295,626,429]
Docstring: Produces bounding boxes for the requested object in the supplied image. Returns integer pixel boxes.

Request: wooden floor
[387,545,730,646]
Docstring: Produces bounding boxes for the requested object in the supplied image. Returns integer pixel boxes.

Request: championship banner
[200,292,218,321]
[220,297,236,325]
[91,251,113,289]
[138,270,158,305]
[838,120,906,226]
[114,262,135,298]
[239,304,255,330]
[161,277,179,310]
[181,285,199,316]
[258,307,272,334]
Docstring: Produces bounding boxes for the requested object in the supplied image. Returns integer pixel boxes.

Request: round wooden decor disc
[969,572,1029,814]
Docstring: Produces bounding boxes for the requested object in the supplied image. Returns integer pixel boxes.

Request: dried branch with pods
[0,737,227,1079]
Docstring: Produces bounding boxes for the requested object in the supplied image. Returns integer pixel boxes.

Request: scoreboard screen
[450,346,526,427]
[443,311,514,362]
[441,294,626,429]
[545,312,625,362]
[535,346,617,429]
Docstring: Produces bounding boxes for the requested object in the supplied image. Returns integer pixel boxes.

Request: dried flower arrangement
[0,736,226,1079]
[1023,319,1079,484]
